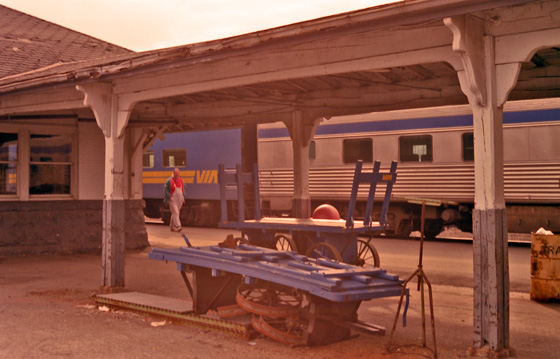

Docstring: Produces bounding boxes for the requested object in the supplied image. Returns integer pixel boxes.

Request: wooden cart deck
[222,217,383,233]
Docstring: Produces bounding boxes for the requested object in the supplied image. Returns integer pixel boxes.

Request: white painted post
[76,83,133,291]
[129,127,147,200]
[445,15,514,353]
[285,112,320,219]
[241,124,258,219]
[470,102,509,351]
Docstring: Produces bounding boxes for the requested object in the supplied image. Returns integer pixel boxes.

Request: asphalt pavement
[1,224,558,358]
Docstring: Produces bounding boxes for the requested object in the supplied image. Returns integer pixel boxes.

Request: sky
[0,0,399,52]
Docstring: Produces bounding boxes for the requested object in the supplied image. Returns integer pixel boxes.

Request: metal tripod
[388,200,438,358]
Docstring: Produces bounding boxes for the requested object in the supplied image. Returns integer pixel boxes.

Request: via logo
[196,170,218,184]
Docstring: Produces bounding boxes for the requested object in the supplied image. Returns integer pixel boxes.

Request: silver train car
[257,99,560,238]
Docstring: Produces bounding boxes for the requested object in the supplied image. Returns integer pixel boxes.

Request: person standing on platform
[164,168,186,232]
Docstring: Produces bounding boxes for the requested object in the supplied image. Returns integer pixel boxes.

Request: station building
[0,5,149,255]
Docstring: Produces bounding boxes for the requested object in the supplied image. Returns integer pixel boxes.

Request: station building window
[399,135,432,162]
[143,150,155,168]
[343,138,373,164]
[0,133,18,195]
[163,148,187,167]
[29,134,72,195]
[0,127,75,199]
[462,132,474,161]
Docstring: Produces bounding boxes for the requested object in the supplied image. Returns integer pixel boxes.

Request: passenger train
[142,128,241,226]
[142,99,560,238]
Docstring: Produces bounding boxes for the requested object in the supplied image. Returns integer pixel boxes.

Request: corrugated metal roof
[0,4,133,79]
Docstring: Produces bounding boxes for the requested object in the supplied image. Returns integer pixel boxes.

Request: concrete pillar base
[102,199,126,289]
[472,208,509,350]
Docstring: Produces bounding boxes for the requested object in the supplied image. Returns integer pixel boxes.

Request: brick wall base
[0,200,149,255]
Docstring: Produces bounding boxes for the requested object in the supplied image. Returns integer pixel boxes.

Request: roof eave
[0,0,539,95]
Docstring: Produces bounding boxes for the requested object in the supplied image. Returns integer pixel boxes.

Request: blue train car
[142,128,241,226]
[143,99,560,236]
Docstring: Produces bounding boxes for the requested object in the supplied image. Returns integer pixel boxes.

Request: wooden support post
[101,132,127,290]
[241,124,258,219]
[445,15,518,353]
[285,112,321,219]
[469,102,510,350]
[446,13,558,353]
[472,208,509,349]
[77,83,134,291]
[129,128,148,200]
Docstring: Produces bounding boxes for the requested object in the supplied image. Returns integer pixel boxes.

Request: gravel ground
[1,226,558,359]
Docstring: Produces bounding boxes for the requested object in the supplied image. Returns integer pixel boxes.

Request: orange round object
[312,204,340,220]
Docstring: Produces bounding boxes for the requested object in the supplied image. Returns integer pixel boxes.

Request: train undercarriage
[145,198,559,239]
[260,200,559,239]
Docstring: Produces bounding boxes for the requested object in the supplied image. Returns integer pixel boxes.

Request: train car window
[343,138,373,164]
[399,135,432,162]
[0,133,18,195]
[143,151,154,168]
[162,148,187,167]
[462,132,474,161]
[309,141,316,160]
[29,134,72,195]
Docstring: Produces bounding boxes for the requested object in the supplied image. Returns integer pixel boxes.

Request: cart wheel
[355,238,380,268]
[236,283,303,317]
[305,242,343,262]
[275,235,297,252]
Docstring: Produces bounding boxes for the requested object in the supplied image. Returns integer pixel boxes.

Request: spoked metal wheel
[355,238,380,268]
[305,242,343,262]
[237,282,309,346]
[274,234,297,252]
[236,283,303,317]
